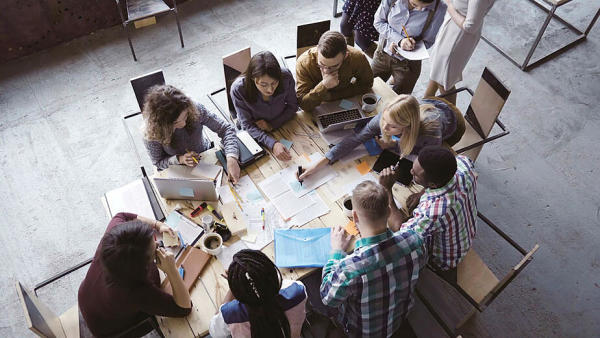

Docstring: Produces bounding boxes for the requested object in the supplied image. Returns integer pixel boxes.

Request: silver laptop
[314,98,374,133]
[153,177,218,201]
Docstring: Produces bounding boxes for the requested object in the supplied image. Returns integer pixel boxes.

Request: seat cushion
[452,121,484,162]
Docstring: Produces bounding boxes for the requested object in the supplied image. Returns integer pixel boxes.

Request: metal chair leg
[174,11,184,48]
[124,23,137,61]
[521,4,556,70]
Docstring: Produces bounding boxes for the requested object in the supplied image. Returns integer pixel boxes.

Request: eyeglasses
[317,61,343,72]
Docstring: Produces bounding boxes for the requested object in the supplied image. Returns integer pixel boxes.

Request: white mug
[361,93,379,113]
[342,196,353,218]
[202,233,223,255]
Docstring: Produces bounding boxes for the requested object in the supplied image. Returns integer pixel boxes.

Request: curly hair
[142,85,199,145]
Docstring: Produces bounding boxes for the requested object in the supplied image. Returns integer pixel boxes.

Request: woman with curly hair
[142,85,241,183]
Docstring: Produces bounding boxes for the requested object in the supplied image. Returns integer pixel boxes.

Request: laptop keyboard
[318,109,361,129]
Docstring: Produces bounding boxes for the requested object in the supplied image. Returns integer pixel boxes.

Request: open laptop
[153,177,218,201]
[314,96,375,134]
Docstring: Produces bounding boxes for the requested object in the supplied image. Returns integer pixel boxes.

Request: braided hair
[227,249,291,338]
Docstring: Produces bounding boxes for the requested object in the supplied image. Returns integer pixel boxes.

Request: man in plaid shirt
[320,181,427,337]
[380,145,478,283]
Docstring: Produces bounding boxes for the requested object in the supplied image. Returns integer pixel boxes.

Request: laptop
[314,97,374,134]
[153,177,218,201]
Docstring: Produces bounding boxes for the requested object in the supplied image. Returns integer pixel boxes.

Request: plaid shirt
[401,155,477,270]
[320,229,427,338]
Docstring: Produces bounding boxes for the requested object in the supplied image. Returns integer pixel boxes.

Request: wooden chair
[282,20,331,77]
[130,69,165,112]
[17,278,165,337]
[443,67,511,162]
[207,47,252,125]
[114,0,184,61]
[414,212,540,336]
[481,0,599,71]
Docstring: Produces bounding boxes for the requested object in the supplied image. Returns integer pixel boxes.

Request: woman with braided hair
[209,249,307,338]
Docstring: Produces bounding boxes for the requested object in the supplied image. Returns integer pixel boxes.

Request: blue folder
[274,228,331,268]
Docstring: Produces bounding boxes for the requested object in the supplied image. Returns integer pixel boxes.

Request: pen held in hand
[297,166,304,186]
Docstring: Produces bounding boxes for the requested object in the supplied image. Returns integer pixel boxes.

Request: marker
[178,266,185,279]
[206,204,224,222]
[261,208,265,230]
[190,203,205,218]
[297,166,304,186]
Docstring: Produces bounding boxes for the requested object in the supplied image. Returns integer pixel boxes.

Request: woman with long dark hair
[78,213,191,337]
[209,250,307,338]
[230,51,299,161]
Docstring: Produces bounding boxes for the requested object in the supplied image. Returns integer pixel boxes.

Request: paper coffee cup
[361,93,379,113]
[202,233,223,255]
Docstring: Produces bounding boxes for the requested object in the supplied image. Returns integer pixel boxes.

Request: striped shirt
[320,229,427,338]
[400,155,477,270]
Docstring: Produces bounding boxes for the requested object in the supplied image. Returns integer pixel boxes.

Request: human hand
[405,189,425,213]
[273,142,292,161]
[227,157,241,184]
[330,225,352,252]
[375,136,397,150]
[255,120,273,131]
[322,71,340,89]
[379,166,397,190]
[156,221,176,237]
[178,151,199,167]
[155,247,177,274]
[400,38,416,51]
[297,157,329,181]
[390,41,399,55]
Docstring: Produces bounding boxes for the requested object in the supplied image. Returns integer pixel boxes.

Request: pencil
[186,149,199,164]
[228,183,244,211]
[401,25,411,40]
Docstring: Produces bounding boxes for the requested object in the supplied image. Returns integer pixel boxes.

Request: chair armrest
[477,212,527,255]
[437,87,473,98]
[34,258,93,295]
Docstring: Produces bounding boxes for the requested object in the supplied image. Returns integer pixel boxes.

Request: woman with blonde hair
[299,95,465,179]
[142,85,242,183]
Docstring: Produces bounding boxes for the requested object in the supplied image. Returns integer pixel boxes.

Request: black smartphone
[372,150,413,186]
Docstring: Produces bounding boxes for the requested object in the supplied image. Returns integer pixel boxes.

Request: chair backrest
[223,47,251,117]
[296,20,331,58]
[467,67,510,140]
[130,70,165,112]
[16,281,66,338]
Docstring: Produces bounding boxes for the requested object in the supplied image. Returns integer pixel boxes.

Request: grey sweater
[325,99,457,162]
[144,103,239,170]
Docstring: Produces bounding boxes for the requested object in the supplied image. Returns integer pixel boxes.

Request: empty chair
[445,67,511,162]
[114,0,184,61]
[130,70,165,112]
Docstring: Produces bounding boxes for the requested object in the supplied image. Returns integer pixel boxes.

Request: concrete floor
[1,0,599,336]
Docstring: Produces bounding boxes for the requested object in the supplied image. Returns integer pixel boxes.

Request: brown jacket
[296,46,374,112]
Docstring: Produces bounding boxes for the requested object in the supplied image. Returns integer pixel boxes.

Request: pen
[261,208,265,230]
[297,166,304,186]
[206,204,224,222]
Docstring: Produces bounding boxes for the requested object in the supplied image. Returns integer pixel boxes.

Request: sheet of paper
[216,240,249,270]
[164,211,204,246]
[395,40,430,60]
[339,99,356,110]
[284,158,338,197]
[344,220,359,236]
[217,185,234,204]
[279,139,293,150]
[191,162,222,180]
[272,190,313,219]
[258,174,289,199]
[105,179,155,219]
[355,161,371,175]
[234,175,264,203]
[287,191,331,227]
[274,228,331,267]
[343,173,379,198]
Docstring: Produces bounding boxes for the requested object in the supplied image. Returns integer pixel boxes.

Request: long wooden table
[155,78,421,337]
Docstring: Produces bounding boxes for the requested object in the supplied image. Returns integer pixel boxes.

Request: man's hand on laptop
[322,71,340,89]
[273,142,292,161]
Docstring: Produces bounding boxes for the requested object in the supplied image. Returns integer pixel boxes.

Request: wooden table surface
[155,78,422,337]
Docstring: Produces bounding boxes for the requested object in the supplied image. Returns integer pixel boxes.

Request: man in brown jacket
[296,31,374,112]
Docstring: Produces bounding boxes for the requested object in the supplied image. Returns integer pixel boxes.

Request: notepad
[163,231,180,247]
[274,228,331,267]
[355,161,371,175]
[339,99,355,110]
[344,221,359,236]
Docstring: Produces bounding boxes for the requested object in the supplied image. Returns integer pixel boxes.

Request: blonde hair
[351,181,390,223]
[379,95,440,156]
[142,85,199,145]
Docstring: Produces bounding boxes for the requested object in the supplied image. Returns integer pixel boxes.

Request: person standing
[339,0,382,58]
[372,0,447,94]
[425,0,496,104]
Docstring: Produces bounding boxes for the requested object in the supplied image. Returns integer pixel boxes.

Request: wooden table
[155,78,421,337]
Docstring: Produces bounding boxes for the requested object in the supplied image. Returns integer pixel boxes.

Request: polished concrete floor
[1,0,599,337]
